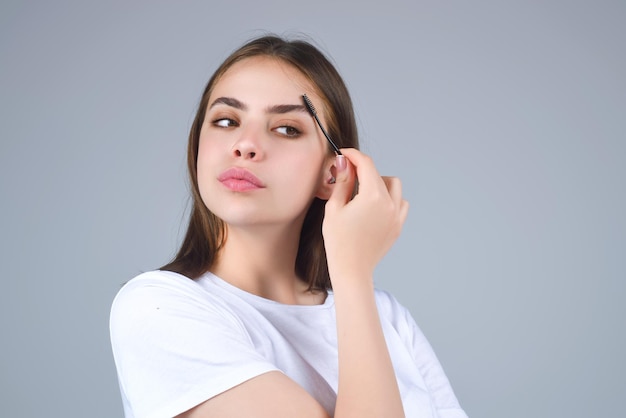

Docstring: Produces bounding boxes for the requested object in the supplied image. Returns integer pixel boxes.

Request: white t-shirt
[110,270,468,418]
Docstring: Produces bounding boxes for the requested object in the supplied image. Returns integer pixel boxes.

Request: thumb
[328,154,354,205]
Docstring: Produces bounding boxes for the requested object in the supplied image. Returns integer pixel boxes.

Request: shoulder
[373,287,412,321]
[110,270,246,342]
[109,271,281,417]
[112,270,227,312]
[373,287,426,347]
[373,290,468,417]
[112,271,195,322]
[113,269,202,302]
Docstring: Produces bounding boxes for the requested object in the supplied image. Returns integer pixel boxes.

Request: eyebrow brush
[302,94,342,155]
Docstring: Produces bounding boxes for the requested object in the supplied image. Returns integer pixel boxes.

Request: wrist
[329,271,375,295]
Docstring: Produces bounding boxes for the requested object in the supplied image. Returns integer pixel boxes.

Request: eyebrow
[209,96,309,115]
[209,97,246,110]
[267,104,309,114]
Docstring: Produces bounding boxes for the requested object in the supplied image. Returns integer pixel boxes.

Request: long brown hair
[161,35,359,291]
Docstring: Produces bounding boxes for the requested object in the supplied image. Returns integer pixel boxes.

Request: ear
[315,156,337,200]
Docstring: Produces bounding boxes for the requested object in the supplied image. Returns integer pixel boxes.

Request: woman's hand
[323,148,408,418]
[323,148,409,283]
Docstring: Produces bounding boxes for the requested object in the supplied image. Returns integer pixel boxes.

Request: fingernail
[336,155,347,171]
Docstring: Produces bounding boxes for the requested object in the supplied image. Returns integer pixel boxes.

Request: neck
[210,223,323,305]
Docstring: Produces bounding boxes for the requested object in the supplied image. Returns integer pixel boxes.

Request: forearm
[332,277,405,418]
[323,149,408,417]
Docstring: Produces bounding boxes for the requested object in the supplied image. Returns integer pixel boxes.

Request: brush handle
[302,94,342,155]
[313,113,342,155]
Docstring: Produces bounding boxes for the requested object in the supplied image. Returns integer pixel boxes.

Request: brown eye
[275,125,301,138]
[213,118,238,128]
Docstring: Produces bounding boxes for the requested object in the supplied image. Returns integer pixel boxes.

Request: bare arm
[324,149,408,418]
[178,149,408,418]
[176,371,330,418]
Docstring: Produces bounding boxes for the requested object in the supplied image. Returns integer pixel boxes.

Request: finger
[381,176,403,204]
[399,199,410,224]
[327,154,356,207]
[338,148,386,194]
[382,176,409,230]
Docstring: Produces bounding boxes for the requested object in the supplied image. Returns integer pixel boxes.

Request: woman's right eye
[212,118,238,128]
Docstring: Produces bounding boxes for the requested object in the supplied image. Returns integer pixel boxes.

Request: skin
[177,56,409,417]
[197,56,333,305]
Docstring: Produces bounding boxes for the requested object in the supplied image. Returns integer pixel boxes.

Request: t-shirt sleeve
[406,312,468,417]
[109,271,279,418]
[375,289,469,418]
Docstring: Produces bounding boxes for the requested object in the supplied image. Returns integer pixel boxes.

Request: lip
[217,167,266,191]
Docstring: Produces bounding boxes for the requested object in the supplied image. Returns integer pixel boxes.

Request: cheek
[282,151,326,194]
[196,138,219,199]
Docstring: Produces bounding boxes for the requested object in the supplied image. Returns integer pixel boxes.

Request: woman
[110,34,468,418]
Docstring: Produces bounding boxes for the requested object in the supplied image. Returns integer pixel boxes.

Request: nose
[233,145,257,159]
[231,125,264,160]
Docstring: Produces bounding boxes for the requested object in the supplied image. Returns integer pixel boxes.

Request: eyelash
[274,125,302,138]
[211,118,302,139]
[212,118,238,128]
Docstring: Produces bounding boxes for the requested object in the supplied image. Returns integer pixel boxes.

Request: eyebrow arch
[209,97,246,110]
[266,104,309,114]
[209,97,308,115]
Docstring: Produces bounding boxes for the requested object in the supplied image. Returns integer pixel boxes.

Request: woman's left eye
[274,125,301,138]
[213,118,238,128]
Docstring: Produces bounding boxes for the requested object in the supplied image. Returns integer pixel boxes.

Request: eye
[274,125,301,138]
[212,118,238,128]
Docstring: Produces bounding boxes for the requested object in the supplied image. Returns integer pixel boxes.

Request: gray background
[1,0,624,417]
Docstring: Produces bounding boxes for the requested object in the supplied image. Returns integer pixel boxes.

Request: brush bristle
[302,94,316,115]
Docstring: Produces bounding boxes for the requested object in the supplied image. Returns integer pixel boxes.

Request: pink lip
[218,167,265,191]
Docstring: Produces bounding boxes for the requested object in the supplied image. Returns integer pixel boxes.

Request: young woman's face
[197,56,333,229]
